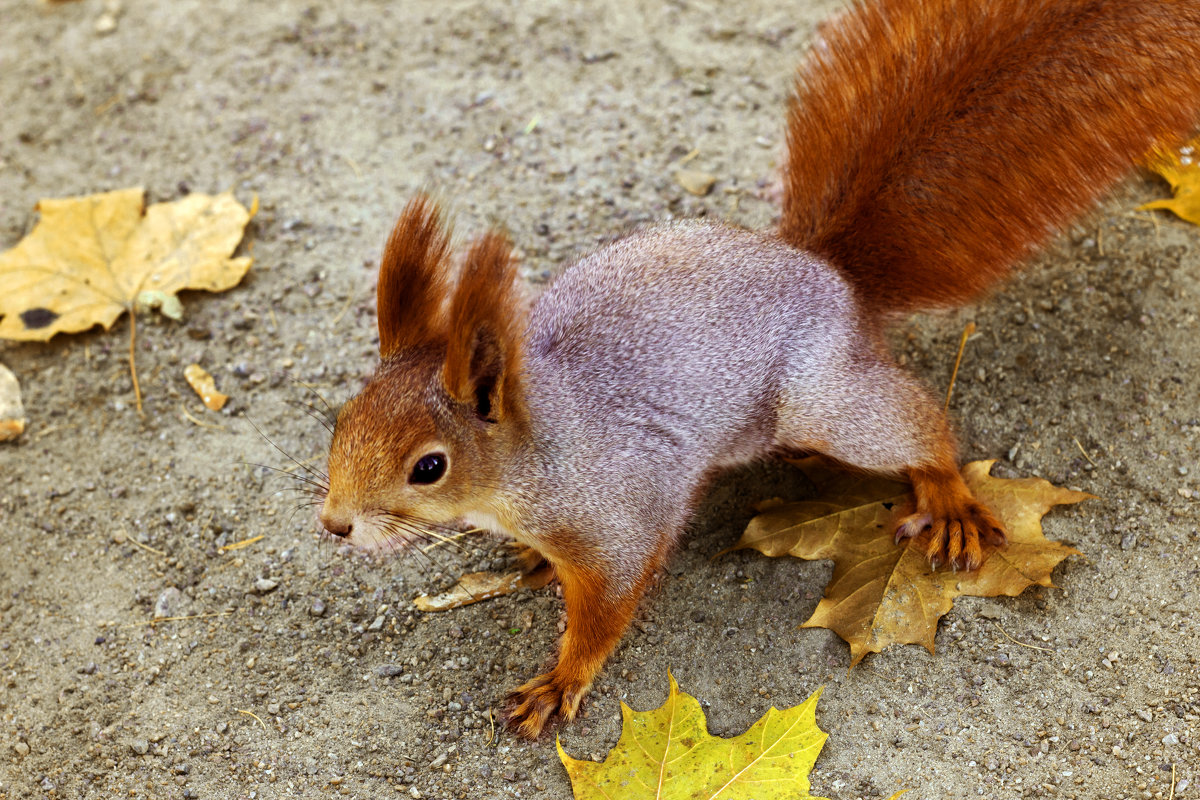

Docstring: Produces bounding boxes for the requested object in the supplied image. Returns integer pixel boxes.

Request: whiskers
[369,511,481,571]
[240,387,334,549]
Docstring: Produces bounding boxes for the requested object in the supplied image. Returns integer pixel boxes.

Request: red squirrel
[318,0,1200,738]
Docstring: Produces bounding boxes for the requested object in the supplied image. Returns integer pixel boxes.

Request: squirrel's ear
[377,196,451,358]
[443,231,526,421]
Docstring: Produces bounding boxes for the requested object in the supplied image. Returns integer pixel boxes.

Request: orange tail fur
[781,0,1200,314]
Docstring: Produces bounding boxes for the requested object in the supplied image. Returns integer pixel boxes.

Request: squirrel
[318,0,1200,739]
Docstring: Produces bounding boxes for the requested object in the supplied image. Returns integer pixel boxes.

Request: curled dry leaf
[724,459,1089,666]
[1139,135,1200,226]
[184,364,228,411]
[559,672,830,800]
[0,363,26,442]
[413,567,553,612]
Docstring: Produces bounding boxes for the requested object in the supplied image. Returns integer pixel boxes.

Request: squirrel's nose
[319,506,353,538]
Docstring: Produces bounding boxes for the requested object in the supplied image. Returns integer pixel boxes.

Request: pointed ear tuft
[443,231,526,421]
[377,196,452,357]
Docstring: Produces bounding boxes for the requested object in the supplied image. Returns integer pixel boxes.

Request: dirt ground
[1,0,1197,798]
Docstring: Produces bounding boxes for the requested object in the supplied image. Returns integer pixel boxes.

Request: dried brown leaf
[727,460,1089,665]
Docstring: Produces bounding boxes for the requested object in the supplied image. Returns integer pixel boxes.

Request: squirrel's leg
[780,354,1006,569]
[504,554,654,739]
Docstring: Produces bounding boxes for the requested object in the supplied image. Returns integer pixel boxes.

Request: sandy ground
[1,1,1197,798]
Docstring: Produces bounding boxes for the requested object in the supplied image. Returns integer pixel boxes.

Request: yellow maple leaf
[724,460,1089,666]
[0,187,254,341]
[558,672,831,800]
[1139,136,1200,226]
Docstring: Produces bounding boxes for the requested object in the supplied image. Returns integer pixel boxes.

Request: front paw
[895,501,1006,570]
[504,669,590,740]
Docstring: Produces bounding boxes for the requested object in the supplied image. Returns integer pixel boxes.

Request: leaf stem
[128,308,143,415]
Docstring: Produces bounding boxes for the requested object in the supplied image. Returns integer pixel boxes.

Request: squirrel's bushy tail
[781,0,1200,314]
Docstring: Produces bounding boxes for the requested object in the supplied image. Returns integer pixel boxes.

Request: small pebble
[375,664,404,678]
[309,598,327,617]
[253,578,279,594]
[1162,733,1179,746]
[675,169,716,196]
[13,741,29,757]
[154,587,184,619]
[130,738,149,755]
[1136,708,1152,723]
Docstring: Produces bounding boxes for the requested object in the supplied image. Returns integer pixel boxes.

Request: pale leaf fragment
[184,364,228,411]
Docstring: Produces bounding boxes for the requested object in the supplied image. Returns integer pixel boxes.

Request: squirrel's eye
[409,453,447,485]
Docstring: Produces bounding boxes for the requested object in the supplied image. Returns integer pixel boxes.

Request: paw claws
[503,671,589,740]
[899,503,1006,571]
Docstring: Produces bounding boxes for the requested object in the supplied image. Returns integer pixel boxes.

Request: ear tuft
[377,196,452,357]
[443,231,526,421]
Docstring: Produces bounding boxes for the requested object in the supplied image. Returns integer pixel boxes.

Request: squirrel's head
[319,197,528,551]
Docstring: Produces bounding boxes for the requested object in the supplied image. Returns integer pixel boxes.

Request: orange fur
[377,197,452,356]
[443,231,527,421]
[505,554,661,739]
[781,0,1200,313]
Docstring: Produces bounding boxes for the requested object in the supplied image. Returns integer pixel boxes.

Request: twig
[331,292,356,326]
[1073,437,1097,466]
[181,403,227,431]
[121,610,235,628]
[128,309,143,415]
[237,708,269,732]
[944,321,977,411]
[218,535,263,554]
[339,153,363,179]
[1169,763,1176,800]
[990,620,1054,652]
[33,424,74,441]
[125,535,166,557]
[485,708,497,746]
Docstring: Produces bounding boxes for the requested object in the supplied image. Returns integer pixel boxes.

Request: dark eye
[409,453,447,485]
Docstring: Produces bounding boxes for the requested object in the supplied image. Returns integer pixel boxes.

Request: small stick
[991,620,1054,652]
[331,292,357,326]
[219,535,264,553]
[1073,437,1097,466]
[181,403,226,431]
[485,708,497,746]
[236,708,269,732]
[126,536,166,557]
[121,610,234,628]
[340,153,363,179]
[1169,763,1176,800]
[944,321,977,411]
